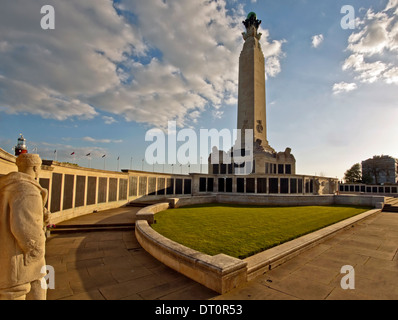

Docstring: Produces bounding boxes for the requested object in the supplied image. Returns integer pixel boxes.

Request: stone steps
[383,205,398,213]
[383,197,398,212]
[50,223,135,234]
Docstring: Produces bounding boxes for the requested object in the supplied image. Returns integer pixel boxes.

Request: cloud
[332,82,358,94]
[341,1,398,85]
[342,53,389,83]
[102,116,117,125]
[0,0,286,129]
[383,67,398,84]
[261,30,287,78]
[82,137,123,144]
[311,34,324,48]
[0,0,142,119]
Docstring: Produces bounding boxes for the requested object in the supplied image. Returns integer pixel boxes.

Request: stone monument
[209,12,296,175]
[0,153,49,300]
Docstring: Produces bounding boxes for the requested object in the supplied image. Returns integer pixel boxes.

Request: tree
[344,163,362,183]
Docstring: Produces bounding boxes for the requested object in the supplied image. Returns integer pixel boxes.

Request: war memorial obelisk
[238,12,274,154]
[209,12,296,175]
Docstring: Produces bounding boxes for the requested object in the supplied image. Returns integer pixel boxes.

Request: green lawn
[152,204,370,259]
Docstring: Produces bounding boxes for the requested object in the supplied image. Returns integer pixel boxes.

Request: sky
[0,0,397,179]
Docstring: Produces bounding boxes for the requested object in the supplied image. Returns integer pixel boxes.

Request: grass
[152,204,371,259]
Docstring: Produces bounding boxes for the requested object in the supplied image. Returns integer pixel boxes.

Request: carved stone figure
[0,154,49,300]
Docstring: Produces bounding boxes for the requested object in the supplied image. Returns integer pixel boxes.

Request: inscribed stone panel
[246,178,255,193]
[290,178,297,194]
[63,174,74,210]
[166,178,174,195]
[226,178,233,193]
[257,178,267,194]
[119,179,128,200]
[218,178,225,192]
[280,178,289,194]
[175,179,183,194]
[148,177,156,196]
[87,177,97,205]
[207,178,214,192]
[98,177,107,204]
[129,176,138,197]
[184,179,192,195]
[139,177,147,196]
[75,176,86,207]
[108,178,117,202]
[269,178,278,194]
[199,178,206,192]
[298,179,303,193]
[50,173,62,213]
[237,178,244,193]
[157,178,166,195]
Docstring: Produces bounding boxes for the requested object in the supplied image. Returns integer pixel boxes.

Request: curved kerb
[134,199,382,294]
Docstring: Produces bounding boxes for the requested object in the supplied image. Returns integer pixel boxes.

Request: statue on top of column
[242,12,262,40]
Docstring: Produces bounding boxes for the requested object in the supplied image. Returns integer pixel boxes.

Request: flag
[117,156,120,160]
[102,155,106,158]
[86,153,91,157]
[54,150,57,154]
[71,152,75,155]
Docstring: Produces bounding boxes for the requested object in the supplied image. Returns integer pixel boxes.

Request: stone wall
[0,148,17,176]
[0,148,194,225]
[340,183,398,196]
[191,174,338,196]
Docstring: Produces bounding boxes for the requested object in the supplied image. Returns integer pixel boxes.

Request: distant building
[362,155,398,185]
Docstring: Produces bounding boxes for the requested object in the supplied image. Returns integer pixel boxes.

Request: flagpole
[130,157,133,170]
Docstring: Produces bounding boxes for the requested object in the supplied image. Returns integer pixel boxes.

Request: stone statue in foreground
[0,154,49,300]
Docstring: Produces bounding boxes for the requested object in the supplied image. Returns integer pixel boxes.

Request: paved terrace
[46,206,398,300]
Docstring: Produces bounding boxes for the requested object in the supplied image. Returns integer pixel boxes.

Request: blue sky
[0,0,397,179]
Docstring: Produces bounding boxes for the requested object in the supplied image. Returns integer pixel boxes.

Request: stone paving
[45,207,398,300]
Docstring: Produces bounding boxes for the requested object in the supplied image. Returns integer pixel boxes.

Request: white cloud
[341,1,398,85]
[82,137,123,144]
[312,34,324,48]
[332,82,358,94]
[102,116,117,125]
[342,53,389,83]
[383,67,398,84]
[0,0,286,129]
